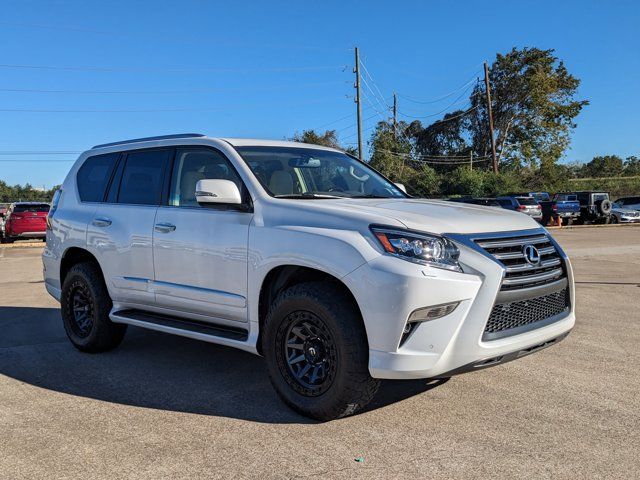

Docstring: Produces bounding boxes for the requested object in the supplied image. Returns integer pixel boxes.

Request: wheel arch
[60,247,104,286]
[256,264,365,355]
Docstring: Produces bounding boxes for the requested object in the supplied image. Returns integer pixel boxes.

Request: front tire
[263,282,379,421]
[61,262,127,352]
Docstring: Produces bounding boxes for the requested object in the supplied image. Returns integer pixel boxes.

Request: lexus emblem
[523,244,541,265]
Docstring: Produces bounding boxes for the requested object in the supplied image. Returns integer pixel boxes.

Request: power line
[0,159,76,162]
[0,97,346,113]
[0,151,80,155]
[397,84,476,120]
[397,74,480,105]
[0,63,348,73]
[0,81,348,95]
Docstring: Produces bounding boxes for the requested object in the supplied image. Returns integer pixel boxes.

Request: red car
[2,202,50,243]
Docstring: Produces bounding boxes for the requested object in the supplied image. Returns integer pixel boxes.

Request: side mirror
[195,179,242,205]
[394,183,407,193]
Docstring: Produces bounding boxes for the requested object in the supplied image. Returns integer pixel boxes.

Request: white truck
[43,134,575,420]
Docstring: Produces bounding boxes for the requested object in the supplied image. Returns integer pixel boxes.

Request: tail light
[517,205,526,211]
[536,204,542,210]
[552,204,558,211]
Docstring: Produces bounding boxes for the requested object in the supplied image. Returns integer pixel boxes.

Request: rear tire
[1,236,14,244]
[61,262,127,353]
[263,281,379,421]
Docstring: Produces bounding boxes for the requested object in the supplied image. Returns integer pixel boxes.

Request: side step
[111,309,249,342]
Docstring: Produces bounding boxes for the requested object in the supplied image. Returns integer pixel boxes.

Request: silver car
[611,203,640,223]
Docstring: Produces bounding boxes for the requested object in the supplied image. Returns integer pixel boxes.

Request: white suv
[43,134,575,420]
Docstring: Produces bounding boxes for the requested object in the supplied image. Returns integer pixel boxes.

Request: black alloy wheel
[279,311,338,396]
[68,283,95,338]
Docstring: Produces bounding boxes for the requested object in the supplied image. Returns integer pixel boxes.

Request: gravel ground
[1,226,639,479]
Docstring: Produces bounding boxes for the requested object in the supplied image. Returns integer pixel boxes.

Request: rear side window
[516,197,538,206]
[13,204,50,213]
[117,149,171,205]
[497,199,512,208]
[77,153,119,202]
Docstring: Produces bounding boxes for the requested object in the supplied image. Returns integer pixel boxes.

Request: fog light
[408,301,460,323]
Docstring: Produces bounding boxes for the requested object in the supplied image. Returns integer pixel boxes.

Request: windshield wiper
[349,194,393,199]
[274,193,342,199]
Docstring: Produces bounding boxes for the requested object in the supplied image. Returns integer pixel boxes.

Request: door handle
[92,217,112,228]
[154,222,176,233]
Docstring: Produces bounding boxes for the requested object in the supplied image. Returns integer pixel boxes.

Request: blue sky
[1,0,638,187]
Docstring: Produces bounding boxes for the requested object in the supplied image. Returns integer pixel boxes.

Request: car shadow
[0,306,447,424]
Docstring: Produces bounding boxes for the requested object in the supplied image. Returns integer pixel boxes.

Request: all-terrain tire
[61,262,127,353]
[263,281,380,421]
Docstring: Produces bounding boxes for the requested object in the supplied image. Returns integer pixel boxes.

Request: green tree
[623,156,640,176]
[413,47,588,172]
[290,129,356,155]
[582,155,624,178]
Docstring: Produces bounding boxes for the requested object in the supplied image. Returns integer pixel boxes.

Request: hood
[320,198,541,234]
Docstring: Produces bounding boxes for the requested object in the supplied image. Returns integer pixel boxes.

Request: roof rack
[92,133,206,149]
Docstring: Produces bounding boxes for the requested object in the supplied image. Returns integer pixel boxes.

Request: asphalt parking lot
[1,227,639,479]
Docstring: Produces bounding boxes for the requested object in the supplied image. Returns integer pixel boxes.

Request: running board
[110,309,249,342]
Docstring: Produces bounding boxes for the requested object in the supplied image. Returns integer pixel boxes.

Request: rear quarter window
[116,149,171,205]
[13,204,50,213]
[77,153,119,202]
[515,197,538,206]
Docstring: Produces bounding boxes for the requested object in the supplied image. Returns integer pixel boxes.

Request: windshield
[235,146,406,199]
[13,204,50,213]
[516,197,538,206]
[531,192,550,202]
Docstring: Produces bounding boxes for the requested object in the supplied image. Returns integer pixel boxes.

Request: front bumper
[344,228,575,380]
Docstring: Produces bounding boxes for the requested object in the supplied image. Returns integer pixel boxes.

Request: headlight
[371,227,462,272]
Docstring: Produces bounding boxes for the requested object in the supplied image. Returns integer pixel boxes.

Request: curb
[0,241,46,248]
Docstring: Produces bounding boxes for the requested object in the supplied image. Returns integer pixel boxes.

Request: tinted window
[530,192,549,202]
[77,153,119,202]
[516,197,538,206]
[497,199,513,208]
[169,148,243,207]
[13,204,50,213]
[117,149,170,205]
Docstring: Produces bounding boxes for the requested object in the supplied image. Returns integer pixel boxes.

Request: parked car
[0,206,7,239]
[495,195,543,221]
[570,191,612,224]
[44,134,575,420]
[448,197,501,207]
[1,202,50,243]
[610,202,640,223]
[613,196,640,211]
[550,193,582,225]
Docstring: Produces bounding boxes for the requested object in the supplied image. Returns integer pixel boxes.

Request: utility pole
[354,47,363,161]
[484,61,498,174]
[392,92,398,141]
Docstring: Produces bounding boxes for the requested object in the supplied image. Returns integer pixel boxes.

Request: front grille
[475,233,566,291]
[484,288,569,340]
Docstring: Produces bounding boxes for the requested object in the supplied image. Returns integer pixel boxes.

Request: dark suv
[571,191,612,224]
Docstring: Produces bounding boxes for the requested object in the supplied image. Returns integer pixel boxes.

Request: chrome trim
[493,245,555,260]
[505,257,561,273]
[502,267,563,286]
[475,234,548,249]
